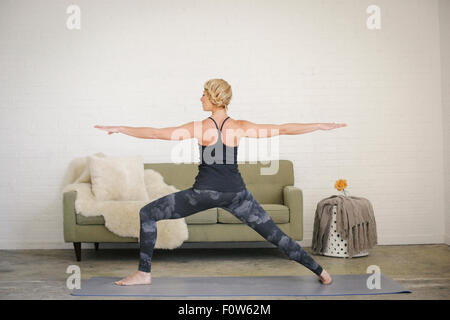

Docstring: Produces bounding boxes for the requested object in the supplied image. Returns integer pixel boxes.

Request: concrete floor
[0,244,449,300]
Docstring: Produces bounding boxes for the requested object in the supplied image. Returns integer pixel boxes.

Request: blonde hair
[204,79,232,110]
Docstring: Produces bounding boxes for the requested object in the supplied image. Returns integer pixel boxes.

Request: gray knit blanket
[311,195,378,257]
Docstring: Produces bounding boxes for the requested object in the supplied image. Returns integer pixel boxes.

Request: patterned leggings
[138,187,323,276]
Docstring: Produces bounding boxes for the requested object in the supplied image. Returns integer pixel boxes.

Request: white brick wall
[0,0,448,249]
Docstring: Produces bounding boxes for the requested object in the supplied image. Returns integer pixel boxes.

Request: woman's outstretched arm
[238,120,347,138]
[281,122,347,134]
[94,121,197,140]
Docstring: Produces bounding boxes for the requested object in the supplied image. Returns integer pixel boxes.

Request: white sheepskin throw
[62,153,189,249]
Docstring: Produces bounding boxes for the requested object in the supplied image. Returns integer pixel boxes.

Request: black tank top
[192,116,246,192]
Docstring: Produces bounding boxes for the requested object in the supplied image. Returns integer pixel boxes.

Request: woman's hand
[94,125,122,135]
[318,123,347,130]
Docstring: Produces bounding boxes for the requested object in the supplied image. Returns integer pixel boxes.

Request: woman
[94,78,346,286]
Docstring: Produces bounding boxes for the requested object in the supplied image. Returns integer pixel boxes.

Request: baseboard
[446,234,450,246]
[371,234,445,245]
[179,241,277,249]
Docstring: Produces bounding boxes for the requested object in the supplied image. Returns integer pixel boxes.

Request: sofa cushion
[76,213,105,225]
[76,208,218,225]
[184,208,218,224]
[217,204,290,224]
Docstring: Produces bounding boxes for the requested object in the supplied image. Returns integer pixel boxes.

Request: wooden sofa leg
[94,242,99,251]
[73,242,81,261]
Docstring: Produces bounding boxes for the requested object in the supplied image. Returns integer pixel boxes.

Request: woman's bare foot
[318,269,332,285]
[114,270,152,286]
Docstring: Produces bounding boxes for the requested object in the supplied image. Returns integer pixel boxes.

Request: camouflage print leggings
[138,187,323,276]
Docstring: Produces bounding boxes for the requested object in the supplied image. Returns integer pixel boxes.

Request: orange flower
[335,179,347,191]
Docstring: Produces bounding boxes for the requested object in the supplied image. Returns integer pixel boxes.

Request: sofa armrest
[283,185,303,241]
[63,190,78,242]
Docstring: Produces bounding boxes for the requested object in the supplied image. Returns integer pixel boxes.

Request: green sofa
[63,159,304,261]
